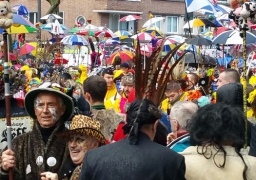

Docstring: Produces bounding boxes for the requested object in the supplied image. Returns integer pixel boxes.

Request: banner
[0,116,33,152]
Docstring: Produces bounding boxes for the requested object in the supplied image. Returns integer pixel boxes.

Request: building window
[166,16,178,33]
[58,12,64,24]
[200,26,209,33]
[29,12,38,25]
[76,15,86,26]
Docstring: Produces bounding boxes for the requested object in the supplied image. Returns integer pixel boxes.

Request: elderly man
[216,69,240,89]
[0,83,74,180]
[167,101,198,152]
[41,115,105,180]
[79,99,186,180]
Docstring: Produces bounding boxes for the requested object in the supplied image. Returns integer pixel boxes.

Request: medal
[47,157,57,167]
[36,156,43,166]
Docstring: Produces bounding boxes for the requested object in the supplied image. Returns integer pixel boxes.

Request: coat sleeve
[78,152,91,180]
[174,156,186,180]
[249,123,256,157]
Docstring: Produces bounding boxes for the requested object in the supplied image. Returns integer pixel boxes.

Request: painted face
[103,74,114,87]
[34,92,66,128]
[123,84,134,97]
[68,134,98,165]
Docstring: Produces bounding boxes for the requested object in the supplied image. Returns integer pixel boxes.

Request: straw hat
[58,115,106,145]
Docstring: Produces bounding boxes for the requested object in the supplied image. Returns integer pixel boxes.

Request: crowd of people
[1,48,256,180]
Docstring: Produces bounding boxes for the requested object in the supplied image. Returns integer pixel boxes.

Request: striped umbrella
[119,15,142,22]
[0,25,37,34]
[61,34,89,46]
[131,32,155,41]
[18,44,35,55]
[141,26,164,39]
[107,50,134,64]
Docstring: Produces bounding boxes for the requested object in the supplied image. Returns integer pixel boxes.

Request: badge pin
[36,156,44,166]
[26,164,31,174]
[47,157,57,167]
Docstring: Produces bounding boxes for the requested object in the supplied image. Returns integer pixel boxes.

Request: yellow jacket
[105,83,117,101]
[79,65,88,84]
[161,92,188,113]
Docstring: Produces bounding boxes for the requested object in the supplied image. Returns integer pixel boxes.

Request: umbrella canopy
[141,26,164,39]
[41,14,63,20]
[107,50,134,64]
[142,17,165,28]
[202,31,214,40]
[70,27,95,36]
[54,57,68,65]
[12,14,36,27]
[212,27,231,36]
[12,4,29,16]
[186,36,212,46]
[0,25,37,34]
[140,44,153,53]
[95,31,115,38]
[18,44,35,55]
[157,38,177,51]
[80,24,99,31]
[197,4,232,15]
[131,32,155,41]
[114,30,132,40]
[41,19,65,35]
[185,53,217,65]
[100,39,120,45]
[167,35,186,43]
[0,52,17,61]
[212,30,256,45]
[119,15,142,22]
[183,18,222,28]
[61,34,89,46]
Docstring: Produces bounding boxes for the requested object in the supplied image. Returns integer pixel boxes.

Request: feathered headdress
[126,38,187,144]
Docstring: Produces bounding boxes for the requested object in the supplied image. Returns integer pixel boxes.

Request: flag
[185,0,218,16]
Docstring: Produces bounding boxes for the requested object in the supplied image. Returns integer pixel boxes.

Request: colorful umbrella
[107,50,134,64]
[183,18,222,28]
[180,44,199,53]
[41,14,63,20]
[41,19,66,34]
[80,24,99,32]
[95,31,115,38]
[18,44,35,55]
[157,39,177,52]
[54,57,68,65]
[114,30,132,40]
[166,35,186,43]
[12,4,29,16]
[141,26,164,39]
[119,15,142,22]
[100,39,120,45]
[0,25,37,34]
[61,34,89,46]
[0,52,17,61]
[70,27,95,36]
[131,32,155,41]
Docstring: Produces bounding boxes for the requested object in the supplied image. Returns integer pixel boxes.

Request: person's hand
[1,149,16,171]
[41,172,58,180]
[167,132,177,144]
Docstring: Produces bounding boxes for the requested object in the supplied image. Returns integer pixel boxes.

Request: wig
[188,103,248,180]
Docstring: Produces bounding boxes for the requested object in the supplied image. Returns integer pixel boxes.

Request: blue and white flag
[185,0,218,16]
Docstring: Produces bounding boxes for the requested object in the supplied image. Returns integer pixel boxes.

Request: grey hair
[170,101,198,129]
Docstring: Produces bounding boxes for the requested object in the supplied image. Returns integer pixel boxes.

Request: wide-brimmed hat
[57,115,106,145]
[24,82,74,120]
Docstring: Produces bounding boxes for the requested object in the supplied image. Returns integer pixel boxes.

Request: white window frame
[58,11,64,24]
[29,12,38,25]
[166,16,178,34]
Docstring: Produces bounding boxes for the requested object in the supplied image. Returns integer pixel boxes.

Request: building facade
[9,0,231,39]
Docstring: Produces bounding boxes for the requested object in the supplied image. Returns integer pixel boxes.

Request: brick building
[9,0,189,36]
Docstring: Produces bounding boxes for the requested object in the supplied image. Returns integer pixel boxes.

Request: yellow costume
[105,83,117,101]
[161,92,188,113]
[79,65,88,84]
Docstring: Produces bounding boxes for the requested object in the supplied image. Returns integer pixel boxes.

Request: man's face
[165,91,180,103]
[68,134,98,165]
[103,74,114,87]
[216,73,228,89]
[34,92,66,128]
[121,67,129,74]
[187,74,194,88]
[123,84,134,97]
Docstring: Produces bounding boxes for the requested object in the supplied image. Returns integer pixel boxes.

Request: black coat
[79,132,186,180]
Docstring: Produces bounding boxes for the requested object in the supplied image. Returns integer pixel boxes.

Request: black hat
[102,68,114,76]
